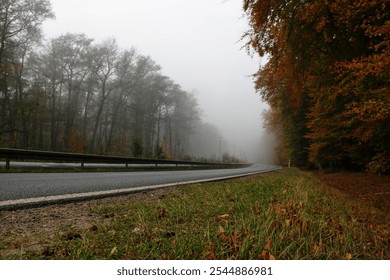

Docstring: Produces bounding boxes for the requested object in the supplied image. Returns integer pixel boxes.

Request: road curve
[0,164,280,209]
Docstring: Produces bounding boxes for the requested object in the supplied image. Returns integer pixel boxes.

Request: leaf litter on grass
[1,169,388,259]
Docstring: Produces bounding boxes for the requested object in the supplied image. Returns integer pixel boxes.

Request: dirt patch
[0,187,179,240]
[311,171,390,212]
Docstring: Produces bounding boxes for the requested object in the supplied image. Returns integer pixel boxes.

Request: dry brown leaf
[110,246,117,256]
[258,252,266,259]
[205,251,217,260]
[221,234,230,243]
[272,221,282,230]
[230,235,240,247]
[313,244,321,253]
[217,225,225,235]
[258,250,276,260]
[217,214,229,221]
[158,208,167,219]
[264,239,272,251]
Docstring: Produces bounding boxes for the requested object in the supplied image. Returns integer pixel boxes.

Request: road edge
[0,168,281,211]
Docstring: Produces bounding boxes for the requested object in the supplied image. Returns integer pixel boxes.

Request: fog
[42,0,275,163]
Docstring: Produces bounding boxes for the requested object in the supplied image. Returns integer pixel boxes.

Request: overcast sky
[42,0,269,162]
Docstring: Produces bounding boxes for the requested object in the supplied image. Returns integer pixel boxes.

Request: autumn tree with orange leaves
[243,0,389,173]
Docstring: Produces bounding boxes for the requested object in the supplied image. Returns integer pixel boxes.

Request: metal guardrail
[0,148,247,170]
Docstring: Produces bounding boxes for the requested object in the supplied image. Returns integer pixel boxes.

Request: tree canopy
[243,0,389,173]
[0,0,235,162]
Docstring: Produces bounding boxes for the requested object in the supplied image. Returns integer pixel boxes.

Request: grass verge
[0,168,388,259]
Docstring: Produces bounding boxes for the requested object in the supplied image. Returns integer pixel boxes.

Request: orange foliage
[244,0,390,172]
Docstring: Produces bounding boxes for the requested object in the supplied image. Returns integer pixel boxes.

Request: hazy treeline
[0,0,231,161]
[26,34,200,158]
[243,0,389,173]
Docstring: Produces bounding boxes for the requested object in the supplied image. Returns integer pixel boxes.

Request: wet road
[0,164,280,208]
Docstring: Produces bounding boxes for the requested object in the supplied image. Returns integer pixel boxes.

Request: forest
[0,0,236,162]
[243,0,389,173]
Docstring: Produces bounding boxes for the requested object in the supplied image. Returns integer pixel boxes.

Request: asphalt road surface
[0,164,279,209]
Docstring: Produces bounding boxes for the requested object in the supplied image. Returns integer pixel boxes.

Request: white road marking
[0,169,278,209]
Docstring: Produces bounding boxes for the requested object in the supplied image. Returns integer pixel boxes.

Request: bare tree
[0,0,54,146]
[89,38,119,153]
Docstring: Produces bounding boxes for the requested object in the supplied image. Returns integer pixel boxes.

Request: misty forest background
[0,0,240,163]
[1,0,389,172]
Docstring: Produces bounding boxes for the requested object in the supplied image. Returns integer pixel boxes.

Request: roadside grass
[0,168,388,259]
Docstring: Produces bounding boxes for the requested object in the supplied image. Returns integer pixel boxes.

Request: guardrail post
[6,158,10,170]
[81,161,84,169]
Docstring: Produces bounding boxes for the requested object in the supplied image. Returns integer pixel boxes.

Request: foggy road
[0,164,280,209]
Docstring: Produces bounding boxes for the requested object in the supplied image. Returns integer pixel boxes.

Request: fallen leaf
[217,214,229,221]
[217,225,225,235]
[258,252,266,259]
[230,235,240,247]
[313,244,321,253]
[205,242,216,260]
[221,234,230,243]
[258,250,276,260]
[158,208,167,219]
[132,227,141,234]
[110,247,117,256]
[205,250,217,260]
[272,221,282,230]
[264,239,272,251]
